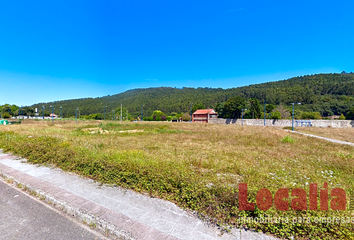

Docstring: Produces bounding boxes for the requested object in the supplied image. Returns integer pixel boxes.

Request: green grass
[281,135,295,143]
[0,121,353,239]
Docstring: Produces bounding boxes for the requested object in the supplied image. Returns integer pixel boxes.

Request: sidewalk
[0,150,277,240]
[287,130,354,147]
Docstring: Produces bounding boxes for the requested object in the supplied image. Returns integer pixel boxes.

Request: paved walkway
[0,150,277,240]
[287,130,354,147]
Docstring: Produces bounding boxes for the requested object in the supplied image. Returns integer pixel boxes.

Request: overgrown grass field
[0,120,353,239]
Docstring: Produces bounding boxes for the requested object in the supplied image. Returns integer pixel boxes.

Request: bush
[339,114,346,120]
[88,113,103,120]
[281,135,295,143]
[346,107,354,120]
[161,115,166,121]
[182,113,190,121]
[275,105,290,119]
[2,113,11,118]
[270,110,281,119]
[301,112,321,119]
[151,110,165,120]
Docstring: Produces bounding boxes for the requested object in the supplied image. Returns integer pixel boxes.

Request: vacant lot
[298,126,354,144]
[0,120,353,239]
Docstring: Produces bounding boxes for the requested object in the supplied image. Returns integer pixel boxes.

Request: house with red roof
[192,109,218,123]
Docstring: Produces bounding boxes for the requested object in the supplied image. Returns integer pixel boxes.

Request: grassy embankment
[297,127,354,144]
[0,120,353,239]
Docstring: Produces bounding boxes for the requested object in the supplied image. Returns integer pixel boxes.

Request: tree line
[2,72,354,120]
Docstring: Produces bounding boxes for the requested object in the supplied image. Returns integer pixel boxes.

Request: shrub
[2,112,11,118]
[270,110,281,119]
[182,113,190,121]
[275,105,290,119]
[339,114,346,120]
[301,111,321,119]
[88,113,103,120]
[346,107,354,120]
[281,135,295,143]
[151,110,165,120]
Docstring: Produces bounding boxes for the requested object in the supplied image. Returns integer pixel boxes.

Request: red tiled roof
[193,109,217,115]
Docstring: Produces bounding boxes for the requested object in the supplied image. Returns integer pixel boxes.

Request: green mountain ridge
[31,72,354,118]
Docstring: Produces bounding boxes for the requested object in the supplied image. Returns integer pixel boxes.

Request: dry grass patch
[0,121,354,239]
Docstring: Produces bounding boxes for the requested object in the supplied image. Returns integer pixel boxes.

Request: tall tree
[249,98,261,119]
[215,102,224,117]
[192,103,205,112]
[223,96,245,119]
[346,107,354,120]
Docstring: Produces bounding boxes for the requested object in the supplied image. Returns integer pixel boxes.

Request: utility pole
[76,108,78,123]
[141,104,144,121]
[242,108,247,126]
[121,103,122,122]
[264,100,266,126]
[291,103,301,131]
[207,107,209,123]
[104,106,107,120]
[50,105,54,122]
[190,102,193,122]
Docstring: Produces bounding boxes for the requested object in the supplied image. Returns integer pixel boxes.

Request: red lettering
[309,183,318,210]
[239,183,255,210]
[320,182,328,210]
[274,188,289,211]
[291,188,307,210]
[256,189,273,211]
[331,188,346,210]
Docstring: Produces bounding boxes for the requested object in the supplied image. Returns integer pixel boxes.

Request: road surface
[0,179,106,240]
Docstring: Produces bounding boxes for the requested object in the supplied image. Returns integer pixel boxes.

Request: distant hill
[32,72,354,118]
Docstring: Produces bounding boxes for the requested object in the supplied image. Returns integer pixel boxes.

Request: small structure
[0,119,9,125]
[328,115,340,120]
[192,109,218,123]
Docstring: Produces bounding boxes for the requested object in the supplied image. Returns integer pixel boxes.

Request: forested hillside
[31,72,354,118]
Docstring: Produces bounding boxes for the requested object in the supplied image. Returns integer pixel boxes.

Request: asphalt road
[0,180,106,240]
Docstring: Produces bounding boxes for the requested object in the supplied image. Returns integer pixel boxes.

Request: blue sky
[0,0,353,106]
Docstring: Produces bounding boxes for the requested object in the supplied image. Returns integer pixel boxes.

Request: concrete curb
[0,162,176,240]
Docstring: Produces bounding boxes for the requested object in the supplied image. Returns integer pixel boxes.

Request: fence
[209,118,354,128]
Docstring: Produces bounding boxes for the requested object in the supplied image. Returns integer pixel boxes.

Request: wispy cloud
[225,8,243,14]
